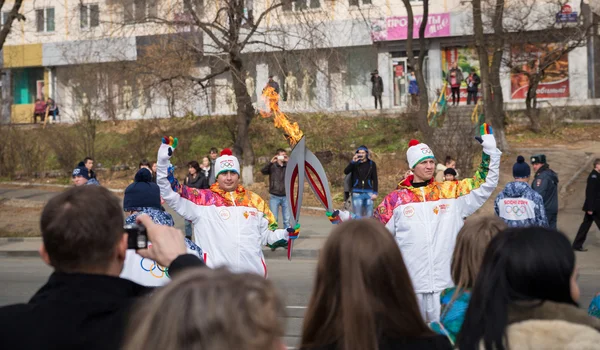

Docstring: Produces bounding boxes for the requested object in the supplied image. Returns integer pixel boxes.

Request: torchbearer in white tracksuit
[156,137,299,277]
[370,124,501,322]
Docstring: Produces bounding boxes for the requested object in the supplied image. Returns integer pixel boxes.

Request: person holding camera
[344,145,378,218]
[120,168,203,287]
[158,138,300,277]
[0,186,205,350]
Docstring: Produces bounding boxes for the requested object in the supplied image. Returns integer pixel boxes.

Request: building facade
[0,0,598,123]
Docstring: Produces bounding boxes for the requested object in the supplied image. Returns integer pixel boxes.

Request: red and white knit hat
[406,139,435,169]
[214,149,240,179]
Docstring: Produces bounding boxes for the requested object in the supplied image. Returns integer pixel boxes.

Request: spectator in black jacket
[261,148,290,228]
[0,186,204,350]
[572,158,600,251]
[79,156,98,183]
[184,160,208,239]
[344,145,378,217]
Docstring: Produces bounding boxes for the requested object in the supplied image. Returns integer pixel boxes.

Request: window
[80,4,100,29]
[283,0,321,11]
[36,8,55,32]
[1,12,9,26]
[124,0,158,23]
[349,0,371,6]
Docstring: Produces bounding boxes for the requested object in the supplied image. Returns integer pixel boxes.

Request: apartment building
[0,0,598,123]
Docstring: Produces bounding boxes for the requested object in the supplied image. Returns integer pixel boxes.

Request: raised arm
[156,137,202,223]
[456,124,502,217]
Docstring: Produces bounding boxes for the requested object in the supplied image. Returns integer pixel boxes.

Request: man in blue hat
[531,154,559,229]
[72,166,99,186]
[495,156,547,227]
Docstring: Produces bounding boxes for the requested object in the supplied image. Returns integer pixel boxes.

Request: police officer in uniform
[572,158,600,252]
[531,154,559,229]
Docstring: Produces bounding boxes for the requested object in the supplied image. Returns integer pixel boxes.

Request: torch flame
[259,86,304,148]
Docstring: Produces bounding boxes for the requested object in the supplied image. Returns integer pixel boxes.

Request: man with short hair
[495,155,547,227]
[72,165,99,186]
[531,154,559,229]
[372,124,501,322]
[158,138,300,277]
[208,147,219,185]
[572,158,600,252]
[0,186,204,350]
[78,157,98,183]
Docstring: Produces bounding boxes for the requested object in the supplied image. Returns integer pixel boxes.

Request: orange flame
[259,86,304,148]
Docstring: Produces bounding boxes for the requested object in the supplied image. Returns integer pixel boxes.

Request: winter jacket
[532,164,559,215]
[446,68,464,87]
[371,75,384,96]
[494,181,548,227]
[435,164,447,183]
[500,300,600,350]
[157,144,289,277]
[374,148,500,294]
[86,178,100,186]
[261,162,287,196]
[430,287,471,345]
[409,76,419,95]
[0,254,204,350]
[583,169,600,212]
[185,172,209,190]
[120,208,203,287]
[344,159,378,194]
[303,334,452,350]
[466,74,481,92]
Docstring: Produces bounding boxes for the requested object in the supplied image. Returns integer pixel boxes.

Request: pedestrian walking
[572,158,600,252]
[447,63,463,106]
[371,70,384,109]
[531,154,559,229]
[408,71,419,107]
[466,71,480,105]
[344,145,378,218]
[495,156,548,227]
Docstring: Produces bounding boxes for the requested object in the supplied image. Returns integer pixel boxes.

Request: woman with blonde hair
[123,268,286,350]
[430,216,506,344]
[301,219,452,350]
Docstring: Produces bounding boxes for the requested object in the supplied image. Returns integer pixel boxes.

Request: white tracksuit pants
[416,291,442,323]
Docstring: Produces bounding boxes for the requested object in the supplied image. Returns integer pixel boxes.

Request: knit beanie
[406,139,435,169]
[214,148,240,179]
[72,166,90,179]
[513,155,531,178]
[123,168,161,211]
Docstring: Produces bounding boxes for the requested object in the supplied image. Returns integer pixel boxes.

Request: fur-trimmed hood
[500,300,600,349]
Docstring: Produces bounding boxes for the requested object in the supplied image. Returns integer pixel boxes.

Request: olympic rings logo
[220,160,234,168]
[505,205,527,217]
[421,147,433,155]
[140,258,170,279]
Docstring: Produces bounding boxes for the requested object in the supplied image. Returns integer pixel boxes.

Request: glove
[157,136,178,166]
[474,123,497,154]
[326,210,342,225]
[287,223,300,240]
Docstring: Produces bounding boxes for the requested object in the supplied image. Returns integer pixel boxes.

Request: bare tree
[0,0,25,50]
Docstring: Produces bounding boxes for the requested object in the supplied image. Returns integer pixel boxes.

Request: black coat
[185,171,209,190]
[583,169,600,212]
[261,162,287,197]
[344,159,378,194]
[304,334,452,350]
[0,254,204,350]
[532,164,559,215]
[371,75,384,96]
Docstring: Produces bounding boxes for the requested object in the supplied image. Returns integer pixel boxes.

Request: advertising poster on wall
[441,47,481,103]
[371,14,451,42]
[510,44,569,100]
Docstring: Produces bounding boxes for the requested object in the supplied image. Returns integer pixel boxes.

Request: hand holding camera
[130,214,187,268]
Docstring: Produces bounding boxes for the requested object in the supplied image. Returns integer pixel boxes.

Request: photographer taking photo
[0,186,204,350]
[344,145,378,217]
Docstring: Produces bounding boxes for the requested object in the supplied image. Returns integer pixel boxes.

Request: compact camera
[124,223,148,250]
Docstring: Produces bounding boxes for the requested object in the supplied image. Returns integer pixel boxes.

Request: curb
[0,251,40,258]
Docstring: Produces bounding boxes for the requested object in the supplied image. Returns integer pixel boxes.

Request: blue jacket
[495,181,548,227]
